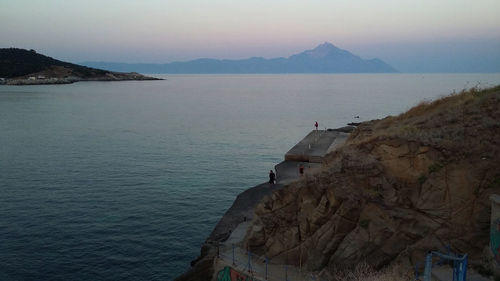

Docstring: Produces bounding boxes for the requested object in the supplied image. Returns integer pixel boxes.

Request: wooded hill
[0,48,107,78]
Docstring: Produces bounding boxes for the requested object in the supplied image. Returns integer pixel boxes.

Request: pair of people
[268,121,316,185]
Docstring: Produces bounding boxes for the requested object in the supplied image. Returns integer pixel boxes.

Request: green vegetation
[418,175,427,186]
[0,48,107,78]
[428,163,443,174]
[492,176,500,188]
[359,219,370,229]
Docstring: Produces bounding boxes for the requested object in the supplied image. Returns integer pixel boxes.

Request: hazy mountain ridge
[82,42,398,74]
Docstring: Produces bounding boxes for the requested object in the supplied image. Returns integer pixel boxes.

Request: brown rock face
[244,86,500,276]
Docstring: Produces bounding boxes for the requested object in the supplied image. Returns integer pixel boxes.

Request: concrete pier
[276,129,351,184]
[275,161,321,184]
[285,130,347,163]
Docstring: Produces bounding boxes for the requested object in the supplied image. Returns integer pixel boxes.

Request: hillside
[244,86,500,279]
[82,42,397,74]
[0,48,160,85]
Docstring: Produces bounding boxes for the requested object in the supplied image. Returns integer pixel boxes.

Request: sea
[1,74,499,281]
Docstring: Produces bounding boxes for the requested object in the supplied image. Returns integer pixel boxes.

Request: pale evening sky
[1,0,500,72]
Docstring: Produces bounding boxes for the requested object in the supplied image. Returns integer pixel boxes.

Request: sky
[1,0,500,72]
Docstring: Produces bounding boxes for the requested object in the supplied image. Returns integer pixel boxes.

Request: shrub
[359,219,370,229]
[418,175,427,186]
[428,163,443,174]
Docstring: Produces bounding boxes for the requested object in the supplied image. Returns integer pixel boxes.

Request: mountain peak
[313,42,340,51]
[300,42,347,58]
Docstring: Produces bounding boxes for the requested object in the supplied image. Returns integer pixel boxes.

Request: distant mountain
[0,48,160,85]
[82,42,398,74]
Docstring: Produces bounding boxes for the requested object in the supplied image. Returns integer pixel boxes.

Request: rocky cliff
[243,86,500,279]
[175,86,500,281]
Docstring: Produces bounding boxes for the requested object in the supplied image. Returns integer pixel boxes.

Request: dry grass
[394,85,498,121]
[322,262,413,281]
[347,85,500,152]
[307,86,500,281]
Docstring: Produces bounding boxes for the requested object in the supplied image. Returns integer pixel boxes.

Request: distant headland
[0,48,161,85]
[82,42,398,74]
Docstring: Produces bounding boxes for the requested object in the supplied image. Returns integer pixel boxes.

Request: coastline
[173,84,500,280]
[174,182,284,281]
[174,128,352,281]
[0,48,163,86]
[0,72,162,86]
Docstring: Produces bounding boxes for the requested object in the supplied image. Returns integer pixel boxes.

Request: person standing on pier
[315,121,318,130]
[299,164,304,176]
[269,170,276,184]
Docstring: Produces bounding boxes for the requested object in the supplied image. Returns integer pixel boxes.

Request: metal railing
[415,247,468,281]
[215,243,322,281]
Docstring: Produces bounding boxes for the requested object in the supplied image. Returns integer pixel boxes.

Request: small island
[0,48,161,85]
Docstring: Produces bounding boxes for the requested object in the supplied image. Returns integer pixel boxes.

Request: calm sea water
[1,74,499,280]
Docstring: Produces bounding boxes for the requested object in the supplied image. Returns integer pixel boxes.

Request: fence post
[285,264,288,281]
[232,244,235,265]
[458,254,468,281]
[423,252,432,281]
[453,260,458,281]
[248,249,252,273]
[265,256,268,280]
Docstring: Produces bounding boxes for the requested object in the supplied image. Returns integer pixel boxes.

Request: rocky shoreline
[174,86,500,281]
[0,72,161,86]
[174,128,352,281]
[174,182,284,281]
[0,48,163,86]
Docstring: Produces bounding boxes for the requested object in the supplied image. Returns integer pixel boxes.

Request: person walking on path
[299,164,304,176]
[269,170,276,184]
[314,121,320,142]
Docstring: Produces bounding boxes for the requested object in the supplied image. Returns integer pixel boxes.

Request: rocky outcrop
[4,68,160,85]
[0,48,161,85]
[244,86,500,277]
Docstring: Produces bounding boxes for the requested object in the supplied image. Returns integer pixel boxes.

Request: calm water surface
[1,74,499,280]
